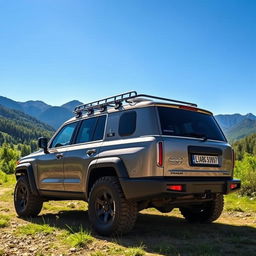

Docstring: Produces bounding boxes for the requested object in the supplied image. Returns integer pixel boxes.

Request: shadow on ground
[26,209,256,256]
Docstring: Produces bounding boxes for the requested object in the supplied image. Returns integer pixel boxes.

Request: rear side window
[158,107,226,141]
[76,115,106,143]
[93,115,107,140]
[119,111,137,137]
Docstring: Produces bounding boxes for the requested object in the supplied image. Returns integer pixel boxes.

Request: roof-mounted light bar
[73,91,197,117]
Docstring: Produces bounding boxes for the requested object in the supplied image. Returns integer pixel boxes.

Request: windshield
[158,107,226,142]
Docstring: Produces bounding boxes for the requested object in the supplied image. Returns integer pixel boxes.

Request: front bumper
[119,177,241,200]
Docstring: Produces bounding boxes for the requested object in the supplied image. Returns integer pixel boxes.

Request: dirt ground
[0,184,256,256]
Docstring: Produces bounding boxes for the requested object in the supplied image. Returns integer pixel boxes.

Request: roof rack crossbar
[73,91,197,117]
[73,91,137,115]
[132,94,197,107]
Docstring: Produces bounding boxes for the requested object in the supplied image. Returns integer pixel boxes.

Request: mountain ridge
[0,96,83,129]
[0,95,255,141]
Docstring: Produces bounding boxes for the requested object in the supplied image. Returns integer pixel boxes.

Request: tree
[0,143,20,174]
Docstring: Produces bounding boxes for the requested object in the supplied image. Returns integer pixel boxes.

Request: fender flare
[15,163,39,196]
[85,157,129,199]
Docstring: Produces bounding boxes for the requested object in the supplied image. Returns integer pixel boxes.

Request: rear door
[63,115,106,192]
[157,106,233,177]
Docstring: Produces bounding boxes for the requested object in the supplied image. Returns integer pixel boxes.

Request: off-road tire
[14,176,43,217]
[88,176,137,236]
[179,194,224,223]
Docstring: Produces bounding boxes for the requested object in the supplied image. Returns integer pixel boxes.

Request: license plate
[192,155,219,165]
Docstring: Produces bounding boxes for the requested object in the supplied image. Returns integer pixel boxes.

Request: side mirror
[38,137,49,154]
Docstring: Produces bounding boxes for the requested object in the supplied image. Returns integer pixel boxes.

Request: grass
[16,223,55,236]
[0,214,10,228]
[0,170,8,185]
[225,193,256,212]
[90,245,146,256]
[0,175,255,255]
[124,246,146,256]
[66,226,94,248]
[0,249,4,256]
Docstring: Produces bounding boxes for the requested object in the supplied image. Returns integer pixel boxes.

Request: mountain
[0,104,54,145]
[215,113,256,142]
[0,95,255,140]
[0,96,83,129]
[39,106,74,129]
[20,100,50,117]
[61,100,83,112]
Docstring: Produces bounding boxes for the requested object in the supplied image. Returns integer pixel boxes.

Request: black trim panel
[119,177,241,200]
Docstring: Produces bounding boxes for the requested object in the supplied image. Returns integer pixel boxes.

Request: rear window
[158,107,226,141]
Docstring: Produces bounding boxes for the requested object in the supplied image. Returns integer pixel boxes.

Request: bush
[0,143,20,174]
[234,153,256,197]
[0,170,8,185]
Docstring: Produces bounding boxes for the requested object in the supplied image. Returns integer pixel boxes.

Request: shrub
[0,143,20,174]
[234,153,256,197]
[0,170,8,185]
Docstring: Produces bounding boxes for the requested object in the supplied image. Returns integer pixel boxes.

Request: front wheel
[179,194,224,223]
[14,176,43,217]
[88,176,137,236]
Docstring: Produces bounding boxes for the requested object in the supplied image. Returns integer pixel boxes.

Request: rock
[67,202,76,208]
[70,247,77,252]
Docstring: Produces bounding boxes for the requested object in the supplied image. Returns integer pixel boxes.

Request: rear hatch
[157,106,233,177]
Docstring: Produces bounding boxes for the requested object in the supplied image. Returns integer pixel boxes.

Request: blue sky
[0,0,255,114]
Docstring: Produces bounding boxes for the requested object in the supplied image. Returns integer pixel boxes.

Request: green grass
[225,193,256,212]
[16,223,55,235]
[124,246,146,256]
[0,214,10,228]
[66,226,94,248]
[90,245,146,256]
[0,170,8,185]
[0,249,4,256]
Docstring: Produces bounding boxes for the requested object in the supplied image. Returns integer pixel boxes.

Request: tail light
[167,184,184,191]
[230,183,238,190]
[157,141,163,167]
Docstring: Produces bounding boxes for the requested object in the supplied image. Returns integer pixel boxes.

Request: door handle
[86,149,96,156]
[56,153,63,160]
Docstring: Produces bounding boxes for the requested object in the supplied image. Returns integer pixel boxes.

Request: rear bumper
[119,177,241,200]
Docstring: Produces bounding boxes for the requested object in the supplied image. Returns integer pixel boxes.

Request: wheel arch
[15,163,39,196]
[86,157,129,200]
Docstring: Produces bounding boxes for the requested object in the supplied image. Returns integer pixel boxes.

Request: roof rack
[73,91,197,117]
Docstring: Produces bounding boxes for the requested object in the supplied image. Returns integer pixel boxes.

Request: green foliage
[0,170,8,184]
[0,214,10,228]
[233,133,256,160]
[0,144,20,174]
[234,153,256,197]
[66,226,94,248]
[16,223,55,235]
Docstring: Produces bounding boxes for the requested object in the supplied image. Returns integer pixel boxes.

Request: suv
[14,91,241,236]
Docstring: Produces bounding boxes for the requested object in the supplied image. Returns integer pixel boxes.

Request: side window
[119,111,136,136]
[76,118,98,144]
[51,122,77,148]
[93,115,106,141]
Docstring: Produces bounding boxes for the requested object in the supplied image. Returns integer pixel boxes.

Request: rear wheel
[179,194,224,223]
[14,176,43,217]
[88,176,137,236]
